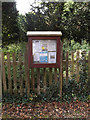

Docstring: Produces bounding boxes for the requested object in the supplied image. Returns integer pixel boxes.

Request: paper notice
[41,40,48,51]
[48,40,56,51]
[48,52,56,63]
[40,51,48,63]
[32,40,42,55]
[33,53,40,62]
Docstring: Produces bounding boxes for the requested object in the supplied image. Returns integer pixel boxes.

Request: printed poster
[32,40,42,55]
[40,51,48,63]
[48,40,56,51]
[33,53,40,62]
[48,52,56,63]
[41,40,48,51]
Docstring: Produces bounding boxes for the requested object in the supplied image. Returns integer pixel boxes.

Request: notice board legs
[60,42,63,99]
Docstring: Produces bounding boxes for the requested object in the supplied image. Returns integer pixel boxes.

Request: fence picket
[13,53,17,94]
[37,68,40,94]
[7,53,12,94]
[18,53,23,96]
[54,68,57,84]
[31,68,34,91]
[66,51,68,85]
[60,42,63,98]
[2,53,7,93]
[71,51,74,77]
[24,49,30,96]
[88,51,90,82]
[76,51,80,82]
[49,68,52,86]
[43,68,46,92]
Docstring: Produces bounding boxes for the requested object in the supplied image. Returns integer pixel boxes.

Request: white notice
[48,52,56,63]
[41,40,48,51]
[48,40,56,51]
[33,40,42,55]
[33,53,40,61]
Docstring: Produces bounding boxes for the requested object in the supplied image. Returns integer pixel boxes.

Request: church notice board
[27,32,62,68]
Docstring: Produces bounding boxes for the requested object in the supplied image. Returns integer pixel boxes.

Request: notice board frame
[28,36,61,68]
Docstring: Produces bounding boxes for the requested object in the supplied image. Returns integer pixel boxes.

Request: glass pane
[32,40,57,64]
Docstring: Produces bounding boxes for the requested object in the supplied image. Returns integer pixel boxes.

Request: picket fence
[2,50,90,98]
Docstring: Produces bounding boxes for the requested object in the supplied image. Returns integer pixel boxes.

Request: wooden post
[66,51,68,85]
[60,42,63,99]
[54,68,57,84]
[31,68,34,91]
[37,68,40,94]
[43,68,46,92]
[76,51,80,82]
[88,51,90,83]
[49,68,52,86]
[24,49,30,96]
[71,51,74,77]
[18,53,23,96]
[7,53,12,94]
[2,53,7,93]
[13,53,17,94]
[0,50,2,107]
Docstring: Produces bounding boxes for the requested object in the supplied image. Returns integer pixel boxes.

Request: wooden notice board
[27,31,62,68]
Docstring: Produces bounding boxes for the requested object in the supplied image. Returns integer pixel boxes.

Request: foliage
[17,1,90,44]
[33,81,61,102]
[62,1,89,43]
[2,42,27,54]
[2,1,90,46]
[17,14,27,42]
[2,2,19,46]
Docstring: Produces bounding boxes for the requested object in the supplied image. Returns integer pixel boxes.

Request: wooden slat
[60,43,63,99]
[43,68,46,92]
[18,53,23,96]
[88,51,90,82]
[7,53,12,94]
[60,42,63,99]
[31,68,34,91]
[2,53,7,93]
[66,51,68,85]
[76,51,80,82]
[24,49,30,96]
[37,68,40,94]
[49,68,52,86]
[71,51,74,77]
[13,53,17,94]
[54,68,57,84]
[0,52,2,104]
[5,59,83,66]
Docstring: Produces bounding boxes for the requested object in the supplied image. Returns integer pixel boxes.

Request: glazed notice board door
[27,31,62,68]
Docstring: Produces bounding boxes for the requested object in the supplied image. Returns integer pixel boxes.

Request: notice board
[27,31,62,68]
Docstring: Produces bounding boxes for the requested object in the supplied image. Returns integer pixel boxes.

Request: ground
[2,100,90,119]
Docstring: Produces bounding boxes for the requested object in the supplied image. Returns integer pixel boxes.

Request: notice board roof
[27,31,62,36]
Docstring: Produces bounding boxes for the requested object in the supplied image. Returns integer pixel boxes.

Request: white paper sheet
[41,40,48,51]
[32,40,42,55]
[48,52,56,63]
[33,53,40,61]
[47,40,56,51]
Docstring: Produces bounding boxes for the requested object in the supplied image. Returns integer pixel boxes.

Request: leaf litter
[2,100,90,119]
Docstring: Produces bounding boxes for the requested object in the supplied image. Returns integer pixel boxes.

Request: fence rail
[2,51,90,98]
